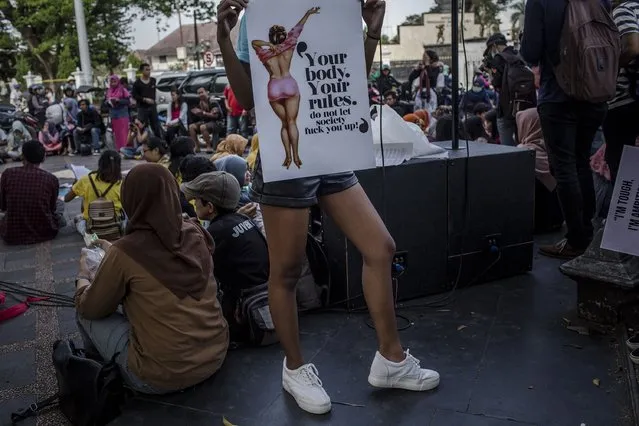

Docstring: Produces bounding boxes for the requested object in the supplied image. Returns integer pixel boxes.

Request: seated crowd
[0,126,275,392]
[1,65,247,165]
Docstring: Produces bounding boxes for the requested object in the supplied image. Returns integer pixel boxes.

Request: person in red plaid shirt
[0,140,65,245]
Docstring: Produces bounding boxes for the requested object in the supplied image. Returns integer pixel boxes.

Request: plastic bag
[371,104,417,146]
[81,247,105,278]
[404,121,446,157]
[370,105,446,157]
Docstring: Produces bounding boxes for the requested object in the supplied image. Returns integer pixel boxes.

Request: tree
[14,55,30,84]
[428,0,474,13]
[56,43,78,79]
[124,52,144,70]
[471,0,509,38]
[510,0,526,41]
[401,14,424,26]
[429,0,511,14]
[0,0,177,81]
[0,17,18,80]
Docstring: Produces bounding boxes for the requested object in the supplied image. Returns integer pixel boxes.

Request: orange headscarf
[403,113,427,132]
[413,110,429,127]
[211,134,248,161]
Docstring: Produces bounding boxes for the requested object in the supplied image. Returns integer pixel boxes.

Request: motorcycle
[0,107,39,140]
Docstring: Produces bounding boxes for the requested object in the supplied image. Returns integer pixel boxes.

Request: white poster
[246,0,375,183]
[601,146,639,256]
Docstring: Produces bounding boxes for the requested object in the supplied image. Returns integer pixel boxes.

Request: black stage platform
[323,141,536,309]
[0,155,631,425]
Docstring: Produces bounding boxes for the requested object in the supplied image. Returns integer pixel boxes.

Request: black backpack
[11,340,127,426]
[496,51,537,119]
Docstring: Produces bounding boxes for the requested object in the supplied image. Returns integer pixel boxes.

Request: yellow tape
[41,79,72,83]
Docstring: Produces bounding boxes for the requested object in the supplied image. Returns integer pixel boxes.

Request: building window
[159,55,167,64]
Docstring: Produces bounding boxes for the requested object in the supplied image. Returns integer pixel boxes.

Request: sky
[131,0,434,49]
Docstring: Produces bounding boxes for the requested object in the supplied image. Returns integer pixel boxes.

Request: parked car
[178,68,228,108]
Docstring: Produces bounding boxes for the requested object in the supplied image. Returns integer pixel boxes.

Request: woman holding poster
[251,7,320,169]
[217,0,440,415]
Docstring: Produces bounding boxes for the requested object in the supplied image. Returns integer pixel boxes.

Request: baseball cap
[180,171,241,210]
[486,33,507,47]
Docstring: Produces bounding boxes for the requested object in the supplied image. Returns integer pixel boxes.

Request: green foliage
[510,0,526,40]
[429,0,511,14]
[124,52,144,69]
[0,22,18,80]
[176,0,216,20]
[14,55,30,84]
[472,0,509,38]
[0,0,182,80]
[56,43,78,79]
[401,14,424,26]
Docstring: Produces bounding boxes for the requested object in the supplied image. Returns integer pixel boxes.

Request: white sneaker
[282,359,332,415]
[368,349,440,391]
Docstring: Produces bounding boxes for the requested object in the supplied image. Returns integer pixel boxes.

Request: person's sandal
[630,348,639,365]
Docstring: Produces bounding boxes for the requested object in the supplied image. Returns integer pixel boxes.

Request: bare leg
[261,205,309,369]
[189,124,200,153]
[200,124,212,151]
[270,100,292,168]
[319,184,404,362]
[284,95,302,168]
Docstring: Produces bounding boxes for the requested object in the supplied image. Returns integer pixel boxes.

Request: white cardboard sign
[246,0,375,182]
[601,145,639,256]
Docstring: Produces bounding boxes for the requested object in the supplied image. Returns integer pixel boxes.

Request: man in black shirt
[383,91,405,116]
[181,171,269,342]
[74,99,102,154]
[131,63,162,138]
[521,0,607,259]
[188,87,223,153]
[484,33,518,146]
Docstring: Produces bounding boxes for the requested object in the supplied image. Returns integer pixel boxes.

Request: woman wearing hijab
[211,134,248,162]
[75,164,229,394]
[403,113,427,133]
[7,120,29,160]
[246,134,260,172]
[106,74,131,151]
[38,121,63,155]
[516,108,563,232]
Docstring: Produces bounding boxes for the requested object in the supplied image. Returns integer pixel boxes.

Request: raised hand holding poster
[246,0,375,183]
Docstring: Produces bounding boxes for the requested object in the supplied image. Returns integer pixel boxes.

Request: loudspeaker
[322,158,448,310]
[440,141,535,290]
[322,142,536,310]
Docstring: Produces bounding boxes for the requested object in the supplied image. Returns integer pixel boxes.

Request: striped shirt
[610,2,639,109]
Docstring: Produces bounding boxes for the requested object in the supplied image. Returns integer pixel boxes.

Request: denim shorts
[249,153,358,208]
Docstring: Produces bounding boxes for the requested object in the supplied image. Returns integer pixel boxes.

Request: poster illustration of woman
[251,7,320,169]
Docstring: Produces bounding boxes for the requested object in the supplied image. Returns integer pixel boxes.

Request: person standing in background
[131,64,162,138]
[521,0,612,259]
[484,33,520,146]
[107,75,131,151]
[224,84,248,138]
[603,0,639,183]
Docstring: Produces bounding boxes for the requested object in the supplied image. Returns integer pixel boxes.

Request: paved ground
[0,155,633,426]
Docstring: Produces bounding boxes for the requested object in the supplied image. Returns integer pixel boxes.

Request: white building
[143,21,239,72]
[376,12,486,63]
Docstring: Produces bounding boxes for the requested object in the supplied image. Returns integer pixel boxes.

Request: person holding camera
[484,33,537,146]
[74,99,103,155]
[121,117,149,159]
